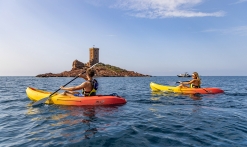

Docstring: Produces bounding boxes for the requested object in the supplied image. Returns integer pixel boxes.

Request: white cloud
[230,0,247,4]
[112,0,225,18]
[235,0,247,4]
[229,26,247,36]
[203,26,247,36]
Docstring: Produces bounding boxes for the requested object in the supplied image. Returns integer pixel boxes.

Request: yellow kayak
[150,82,224,94]
[26,87,127,106]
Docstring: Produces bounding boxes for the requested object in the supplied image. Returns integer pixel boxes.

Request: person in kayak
[178,72,201,88]
[60,68,98,96]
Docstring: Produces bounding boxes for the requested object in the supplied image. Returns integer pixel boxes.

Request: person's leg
[61,91,79,95]
[178,84,188,88]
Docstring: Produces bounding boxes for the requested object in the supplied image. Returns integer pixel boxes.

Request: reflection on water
[150,91,203,100]
[189,93,203,100]
[3,76,247,146]
[26,105,119,143]
[58,106,99,141]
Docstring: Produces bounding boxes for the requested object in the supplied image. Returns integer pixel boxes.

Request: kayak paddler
[60,68,98,96]
[178,72,201,88]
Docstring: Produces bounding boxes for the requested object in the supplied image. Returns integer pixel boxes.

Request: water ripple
[1,76,247,146]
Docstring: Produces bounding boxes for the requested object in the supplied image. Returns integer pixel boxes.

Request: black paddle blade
[32,97,49,107]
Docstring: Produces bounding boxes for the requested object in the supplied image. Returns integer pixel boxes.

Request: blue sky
[0,0,246,76]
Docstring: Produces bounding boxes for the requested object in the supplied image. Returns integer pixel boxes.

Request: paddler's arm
[60,83,86,91]
[181,80,195,85]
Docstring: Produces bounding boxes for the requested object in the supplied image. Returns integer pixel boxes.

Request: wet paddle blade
[32,97,49,107]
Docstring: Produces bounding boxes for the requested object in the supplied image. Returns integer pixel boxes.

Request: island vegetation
[36,60,151,77]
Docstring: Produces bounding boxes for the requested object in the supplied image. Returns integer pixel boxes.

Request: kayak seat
[74,93,83,97]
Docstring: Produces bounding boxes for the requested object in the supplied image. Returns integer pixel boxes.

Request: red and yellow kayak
[26,87,127,106]
[150,82,224,94]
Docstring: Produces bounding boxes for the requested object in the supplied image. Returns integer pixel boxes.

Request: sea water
[0,76,247,147]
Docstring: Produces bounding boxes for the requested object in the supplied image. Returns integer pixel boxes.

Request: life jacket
[190,84,201,88]
[82,79,98,96]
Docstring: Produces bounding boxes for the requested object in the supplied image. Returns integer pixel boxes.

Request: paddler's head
[86,68,95,78]
[192,72,199,79]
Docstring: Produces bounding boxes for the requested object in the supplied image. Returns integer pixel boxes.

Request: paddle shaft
[177,81,210,93]
[176,81,189,83]
[50,63,99,97]
[32,63,99,106]
[48,74,82,98]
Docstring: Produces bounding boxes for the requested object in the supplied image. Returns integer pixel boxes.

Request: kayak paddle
[32,63,99,107]
[176,81,189,83]
[177,81,210,93]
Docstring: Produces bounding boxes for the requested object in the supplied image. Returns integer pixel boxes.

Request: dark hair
[86,68,95,77]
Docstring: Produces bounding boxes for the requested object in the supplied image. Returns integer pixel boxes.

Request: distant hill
[36,60,151,77]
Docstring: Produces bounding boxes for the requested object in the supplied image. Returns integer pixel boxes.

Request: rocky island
[36,60,151,77]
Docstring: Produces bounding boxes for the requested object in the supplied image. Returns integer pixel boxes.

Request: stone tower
[89,47,99,66]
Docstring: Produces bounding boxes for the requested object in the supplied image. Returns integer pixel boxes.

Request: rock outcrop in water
[36,60,151,77]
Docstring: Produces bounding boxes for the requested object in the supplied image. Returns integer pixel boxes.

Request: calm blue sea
[0,76,247,147]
